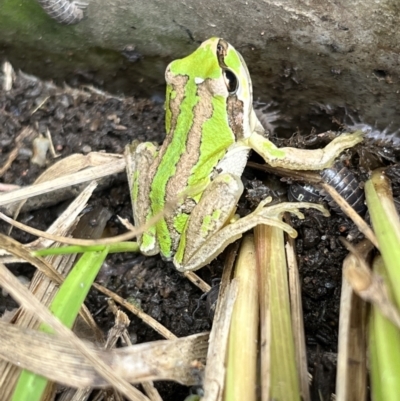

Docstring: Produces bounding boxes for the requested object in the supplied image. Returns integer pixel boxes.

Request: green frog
[126,37,363,272]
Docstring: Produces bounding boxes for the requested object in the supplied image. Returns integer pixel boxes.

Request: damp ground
[1,69,399,400]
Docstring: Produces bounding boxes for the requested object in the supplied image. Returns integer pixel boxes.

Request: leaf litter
[1,64,400,400]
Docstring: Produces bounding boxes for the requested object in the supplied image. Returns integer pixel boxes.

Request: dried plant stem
[336,240,371,401]
[225,235,259,401]
[255,224,301,401]
[285,230,310,401]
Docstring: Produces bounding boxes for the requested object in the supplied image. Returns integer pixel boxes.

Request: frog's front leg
[174,174,329,272]
[244,130,364,170]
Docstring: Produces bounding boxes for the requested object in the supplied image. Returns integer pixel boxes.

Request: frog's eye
[223,69,238,94]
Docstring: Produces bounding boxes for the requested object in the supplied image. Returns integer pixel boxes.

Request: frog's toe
[255,201,330,237]
[260,201,329,219]
[257,217,299,238]
[340,129,365,145]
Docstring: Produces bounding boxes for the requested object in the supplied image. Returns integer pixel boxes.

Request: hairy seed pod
[36,0,87,25]
[288,163,366,215]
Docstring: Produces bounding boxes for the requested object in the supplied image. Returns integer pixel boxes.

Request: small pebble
[31,136,50,166]
[82,145,92,154]
[18,147,33,159]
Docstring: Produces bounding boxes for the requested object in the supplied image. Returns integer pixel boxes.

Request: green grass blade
[33,241,140,256]
[12,247,109,401]
[369,256,400,401]
[46,248,109,328]
[365,169,400,307]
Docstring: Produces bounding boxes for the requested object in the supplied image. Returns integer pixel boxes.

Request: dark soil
[1,69,399,400]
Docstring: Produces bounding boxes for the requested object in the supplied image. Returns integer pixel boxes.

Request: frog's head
[165,38,263,140]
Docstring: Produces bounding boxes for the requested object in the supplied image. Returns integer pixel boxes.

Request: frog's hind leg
[174,173,244,269]
[175,191,330,272]
[125,141,160,255]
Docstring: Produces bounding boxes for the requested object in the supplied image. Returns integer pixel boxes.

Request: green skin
[129,37,364,272]
[149,42,237,256]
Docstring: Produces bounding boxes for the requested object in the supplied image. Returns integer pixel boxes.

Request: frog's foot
[310,129,365,167]
[250,197,330,238]
[330,129,365,146]
[247,130,364,171]
[175,197,329,272]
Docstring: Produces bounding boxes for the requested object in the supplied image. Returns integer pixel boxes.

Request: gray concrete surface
[1,0,400,130]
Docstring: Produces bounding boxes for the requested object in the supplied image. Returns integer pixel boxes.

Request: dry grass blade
[336,239,372,401]
[64,302,162,401]
[255,224,271,400]
[183,271,211,293]
[110,303,163,401]
[0,263,150,401]
[1,152,122,216]
[0,233,63,284]
[0,181,98,262]
[0,127,36,178]
[320,181,378,249]
[0,206,163,246]
[255,224,301,401]
[2,61,15,91]
[225,235,259,401]
[341,238,400,328]
[0,153,125,208]
[141,383,163,401]
[105,300,131,348]
[28,181,98,250]
[0,318,208,387]
[285,227,310,401]
[0,182,101,399]
[30,96,50,115]
[0,179,97,260]
[203,280,238,401]
[202,242,240,401]
[0,188,179,247]
[92,283,177,340]
[45,127,61,158]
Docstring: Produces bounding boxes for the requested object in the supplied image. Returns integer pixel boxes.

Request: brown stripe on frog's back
[145,70,201,255]
[226,95,245,140]
[165,79,214,204]
[165,74,189,141]
[165,76,245,252]
[135,73,189,237]
[144,74,189,190]
[163,79,215,249]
